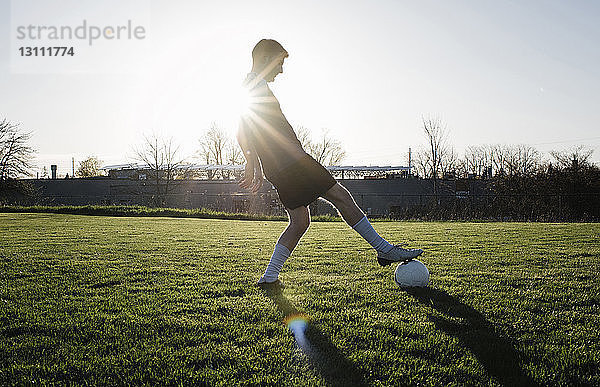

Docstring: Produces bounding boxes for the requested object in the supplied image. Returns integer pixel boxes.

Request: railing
[31,192,600,221]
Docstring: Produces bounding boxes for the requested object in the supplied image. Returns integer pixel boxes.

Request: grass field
[1,213,599,385]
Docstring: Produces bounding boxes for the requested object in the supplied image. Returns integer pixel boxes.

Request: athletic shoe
[256,277,285,289]
[377,245,423,267]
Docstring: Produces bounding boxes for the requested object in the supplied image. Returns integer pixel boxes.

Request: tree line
[411,117,599,221]
[414,116,562,180]
[1,115,598,220]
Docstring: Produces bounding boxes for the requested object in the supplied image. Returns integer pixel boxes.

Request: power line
[530,136,600,146]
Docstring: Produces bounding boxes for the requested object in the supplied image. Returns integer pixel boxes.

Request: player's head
[252,39,288,82]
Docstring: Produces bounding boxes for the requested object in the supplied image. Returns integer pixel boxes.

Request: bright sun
[234,86,252,118]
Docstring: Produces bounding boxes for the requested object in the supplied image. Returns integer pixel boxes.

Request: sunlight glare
[285,313,310,350]
[235,86,252,118]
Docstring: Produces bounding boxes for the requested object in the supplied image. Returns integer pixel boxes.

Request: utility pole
[72,157,75,178]
[408,147,412,176]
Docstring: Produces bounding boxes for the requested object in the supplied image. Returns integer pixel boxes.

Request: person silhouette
[238,39,423,287]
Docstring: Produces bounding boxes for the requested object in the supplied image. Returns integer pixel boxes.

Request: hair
[252,39,288,67]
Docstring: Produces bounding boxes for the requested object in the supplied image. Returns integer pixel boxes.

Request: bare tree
[476,144,535,177]
[135,133,164,200]
[483,144,499,177]
[200,122,228,165]
[463,145,489,177]
[224,142,244,179]
[162,137,185,194]
[456,144,499,178]
[417,145,457,179]
[550,146,594,171]
[303,128,346,166]
[296,125,313,151]
[414,148,430,178]
[422,117,450,178]
[505,144,540,176]
[415,116,453,194]
[225,143,244,165]
[0,119,35,181]
[198,122,230,179]
[133,132,184,205]
[413,147,428,178]
[76,156,103,178]
[441,146,458,178]
[490,144,510,176]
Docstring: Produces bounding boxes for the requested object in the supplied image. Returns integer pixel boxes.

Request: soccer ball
[394,259,429,288]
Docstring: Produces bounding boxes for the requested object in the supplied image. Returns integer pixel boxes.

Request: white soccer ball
[394,259,429,288]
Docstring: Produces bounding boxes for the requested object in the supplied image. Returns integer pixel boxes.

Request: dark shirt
[240,73,307,181]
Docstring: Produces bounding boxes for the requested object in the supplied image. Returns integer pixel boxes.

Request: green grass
[1,213,599,386]
[0,204,289,221]
[0,205,346,222]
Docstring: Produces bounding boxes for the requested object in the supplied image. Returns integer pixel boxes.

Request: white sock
[351,216,394,253]
[262,243,291,282]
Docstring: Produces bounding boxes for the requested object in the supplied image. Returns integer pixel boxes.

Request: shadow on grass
[406,287,537,386]
[261,287,368,387]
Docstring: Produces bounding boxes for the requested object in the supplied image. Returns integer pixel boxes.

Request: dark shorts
[268,154,337,210]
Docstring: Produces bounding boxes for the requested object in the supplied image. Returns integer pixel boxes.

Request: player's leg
[321,183,423,265]
[321,183,364,226]
[277,205,311,251]
[258,205,310,284]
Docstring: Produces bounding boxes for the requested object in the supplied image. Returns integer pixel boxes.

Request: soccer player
[238,39,423,287]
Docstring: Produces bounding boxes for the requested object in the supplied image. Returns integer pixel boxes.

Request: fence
[31,191,600,221]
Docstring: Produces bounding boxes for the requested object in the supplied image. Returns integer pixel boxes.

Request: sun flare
[235,86,253,118]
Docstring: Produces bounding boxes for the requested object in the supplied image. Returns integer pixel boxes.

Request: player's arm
[237,121,263,193]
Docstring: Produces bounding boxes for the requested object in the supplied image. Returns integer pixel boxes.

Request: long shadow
[405,287,537,386]
[261,287,368,387]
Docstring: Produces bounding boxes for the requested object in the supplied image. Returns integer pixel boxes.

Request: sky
[1,0,599,176]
